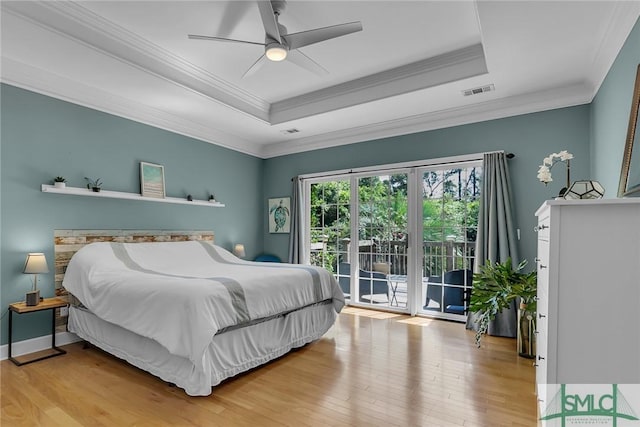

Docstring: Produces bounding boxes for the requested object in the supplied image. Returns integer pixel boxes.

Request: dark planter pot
[92,187,101,193]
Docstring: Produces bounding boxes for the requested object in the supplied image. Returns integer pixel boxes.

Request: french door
[417,165,481,319]
[306,159,481,320]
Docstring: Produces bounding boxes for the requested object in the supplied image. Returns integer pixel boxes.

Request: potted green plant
[85,177,102,192]
[468,258,537,358]
[53,176,66,189]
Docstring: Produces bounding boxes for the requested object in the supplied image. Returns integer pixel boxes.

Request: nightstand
[8,297,68,365]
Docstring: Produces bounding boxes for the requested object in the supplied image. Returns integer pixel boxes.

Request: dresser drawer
[535,218,550,241]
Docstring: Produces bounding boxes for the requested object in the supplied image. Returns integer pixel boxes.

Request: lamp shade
[233,244,246,258]
[23,253,49,274]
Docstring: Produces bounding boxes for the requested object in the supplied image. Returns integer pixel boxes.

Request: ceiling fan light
[266,44,287,61]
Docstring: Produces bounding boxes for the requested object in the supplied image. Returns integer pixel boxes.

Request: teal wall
[0,84,264,345]
[591,18,640,195]
[263,106,592,266]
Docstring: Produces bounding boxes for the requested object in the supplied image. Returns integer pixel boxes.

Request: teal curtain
[466,152,520,337]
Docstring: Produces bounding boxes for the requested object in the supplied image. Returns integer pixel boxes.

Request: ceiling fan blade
[282,21,362,50]
[287,50,329,76]
[242,54,268,79]
[216,1,253,38]
[256,1,281,42]
[188,34,265,46]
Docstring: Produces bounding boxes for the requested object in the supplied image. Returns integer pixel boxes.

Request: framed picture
[268,197,291,233]
[140,162,165,198]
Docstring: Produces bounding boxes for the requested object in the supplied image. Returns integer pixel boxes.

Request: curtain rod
[291,151,515,181]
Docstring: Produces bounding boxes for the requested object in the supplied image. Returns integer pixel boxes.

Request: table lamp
[233,244,246,259]
[23,253,49,306]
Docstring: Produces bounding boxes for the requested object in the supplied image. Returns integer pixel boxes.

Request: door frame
[301,152,489,317]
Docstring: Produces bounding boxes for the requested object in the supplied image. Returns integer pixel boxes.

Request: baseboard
[0,331,81,360]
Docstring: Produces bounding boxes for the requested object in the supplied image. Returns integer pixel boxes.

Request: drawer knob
[534,224,548,232]
[539,264,547,269]
[539,313,546,319]
[538,355,545,361]
[533,363,539,367]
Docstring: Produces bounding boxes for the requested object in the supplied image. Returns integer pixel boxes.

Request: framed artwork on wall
[140,162,165,198]
[268,197,291,233]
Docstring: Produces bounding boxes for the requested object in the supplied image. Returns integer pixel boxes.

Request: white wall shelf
[41,185,225,207]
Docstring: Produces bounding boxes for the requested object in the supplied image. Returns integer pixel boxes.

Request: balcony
[326,239,474,319]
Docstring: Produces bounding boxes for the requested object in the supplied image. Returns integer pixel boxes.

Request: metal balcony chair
[424,269,473,314]
[337,262,389,303]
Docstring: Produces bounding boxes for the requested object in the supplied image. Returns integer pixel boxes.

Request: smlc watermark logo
[541,384,640,426]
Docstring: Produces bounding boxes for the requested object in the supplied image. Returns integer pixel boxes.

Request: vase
[517,302,536,359]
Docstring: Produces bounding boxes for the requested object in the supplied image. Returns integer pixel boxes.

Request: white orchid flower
[538,150,573,187]
[537,165,552,183]
[558,150,573,161]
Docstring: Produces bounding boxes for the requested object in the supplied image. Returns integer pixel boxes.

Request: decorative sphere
[563,180,605,200]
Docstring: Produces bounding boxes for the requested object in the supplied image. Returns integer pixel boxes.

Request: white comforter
[62,241,344,372]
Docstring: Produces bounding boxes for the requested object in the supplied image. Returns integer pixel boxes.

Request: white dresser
[534,199,640,411]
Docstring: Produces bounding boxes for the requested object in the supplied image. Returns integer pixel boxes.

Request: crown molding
[1,58,263,158]
[2,54,592,161]
[585,2,640,99]
[261,82,592,158]
[1,1,270,122]
[269,44,488,124]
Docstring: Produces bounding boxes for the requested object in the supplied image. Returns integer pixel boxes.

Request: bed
[56,230,344,396]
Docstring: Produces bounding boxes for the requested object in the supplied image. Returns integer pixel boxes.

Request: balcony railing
[354,240,475,277]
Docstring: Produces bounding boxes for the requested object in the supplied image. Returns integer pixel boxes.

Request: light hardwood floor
[1,307,537,426]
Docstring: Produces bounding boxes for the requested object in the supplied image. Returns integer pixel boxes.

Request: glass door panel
[420,166,481,320]
[357,173,409,309]
[309,180,351,301]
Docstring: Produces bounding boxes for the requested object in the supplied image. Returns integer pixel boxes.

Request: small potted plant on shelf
[468,258,537,358]
[53,176,67,189]
[85,177,102,192]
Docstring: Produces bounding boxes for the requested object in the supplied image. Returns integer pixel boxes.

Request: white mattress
[68,302,337,396]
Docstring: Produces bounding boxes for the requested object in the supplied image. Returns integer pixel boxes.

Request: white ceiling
[2,1,639,158]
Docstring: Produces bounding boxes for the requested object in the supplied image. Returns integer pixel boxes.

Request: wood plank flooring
[1,307,538,426]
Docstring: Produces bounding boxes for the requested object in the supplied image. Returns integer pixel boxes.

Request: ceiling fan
[188,0,363,78]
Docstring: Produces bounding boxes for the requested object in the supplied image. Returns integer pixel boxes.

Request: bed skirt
[68,301,337,396]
